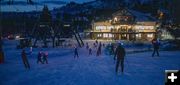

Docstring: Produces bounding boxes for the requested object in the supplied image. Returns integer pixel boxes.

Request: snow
[0,40,180,85]
[128,9,156,22]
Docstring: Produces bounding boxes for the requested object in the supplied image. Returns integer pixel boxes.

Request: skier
[103,43,105,47]
[114,43,126,74]
[74,46,79,58]
[21,49,30,69]
[110,43,115,55]
[96,42,102,56]
[43,52,48,64]
[89,47,92,55]
[152,38,160,57]
[37,51,43,64]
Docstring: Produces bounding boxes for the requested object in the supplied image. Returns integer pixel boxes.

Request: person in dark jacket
[89,48,92,55]
[37,51,43,64]
[96,42,102,56]
[43,52,48,64]
[21,49,30,69]
[110,43,115,55]
[95,40,98,44]
[114,43,126,74]
[152,38,160,57]
[74,47,79,58]
[86,42,89,50]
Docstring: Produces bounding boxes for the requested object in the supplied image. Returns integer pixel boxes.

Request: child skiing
[37,51,43,64]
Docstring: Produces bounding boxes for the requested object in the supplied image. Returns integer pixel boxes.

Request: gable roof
[112,8,157,22]
[128,9,157,22]
[112,9,133,16]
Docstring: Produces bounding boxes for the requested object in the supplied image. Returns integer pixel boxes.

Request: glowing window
[97,34,102,37]
[114,17,118,22]
[107,26,114,30]
[108,34,113,37]
[147,34,153,38]
[96,26,106,30]
[136,34,141,38]
[103,34,108,38]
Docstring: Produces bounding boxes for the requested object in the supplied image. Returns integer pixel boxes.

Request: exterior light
[64,24,70,27]
[114,17,117,22]
[109,20,112,22]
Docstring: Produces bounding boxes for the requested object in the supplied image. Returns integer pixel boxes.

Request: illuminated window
[103,33,108,38]
[97,34,102,37]
[102,33,113,38]
[147,34,153,38]
[135,26,154,30]
[107,26,114,30]
[96,26,106,30]
[108,34,113,37]
[136,34,141,38]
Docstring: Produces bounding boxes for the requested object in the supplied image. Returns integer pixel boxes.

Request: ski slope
[0,40,180,85]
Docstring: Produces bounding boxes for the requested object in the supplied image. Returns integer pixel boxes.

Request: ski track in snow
[0,40,180,85]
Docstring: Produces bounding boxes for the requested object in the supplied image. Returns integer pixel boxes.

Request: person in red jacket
[21,49,30,69]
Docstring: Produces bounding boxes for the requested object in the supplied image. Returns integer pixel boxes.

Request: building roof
[112,8,157,22]
[92,21,111,26]
[128,9,157,22]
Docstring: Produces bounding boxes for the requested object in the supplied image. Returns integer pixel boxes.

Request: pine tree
[40,5,52,24]
[172,0,180,24]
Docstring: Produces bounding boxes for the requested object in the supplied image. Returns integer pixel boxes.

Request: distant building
[87,9,158,41]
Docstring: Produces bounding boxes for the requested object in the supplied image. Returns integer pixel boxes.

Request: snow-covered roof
[128,9,157,22]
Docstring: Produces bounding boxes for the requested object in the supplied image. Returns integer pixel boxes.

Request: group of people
[21,48,49,69]
[73,40,104,58]
[85,40,102,56]
[21,38,160,75]
[114,37,161,74]
[37,51,48,64]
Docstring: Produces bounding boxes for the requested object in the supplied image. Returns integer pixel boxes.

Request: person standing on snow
[74,46,79,59]
[89,47,92,55]
[95,40,98,44]
[86,42,89,50]
[110,43,115,55]
[37,51,43,64]
[114,43,126,74]
[21,49,30,69]
[96,42,102,56]
[152,38,160,57]
[43,52,48,64]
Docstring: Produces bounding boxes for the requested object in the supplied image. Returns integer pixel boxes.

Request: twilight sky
[0,0,95,12]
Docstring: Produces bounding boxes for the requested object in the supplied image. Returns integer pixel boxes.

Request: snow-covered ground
[0,40,180,85]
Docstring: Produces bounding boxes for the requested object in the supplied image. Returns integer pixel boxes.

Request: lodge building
[88,9,158,41]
